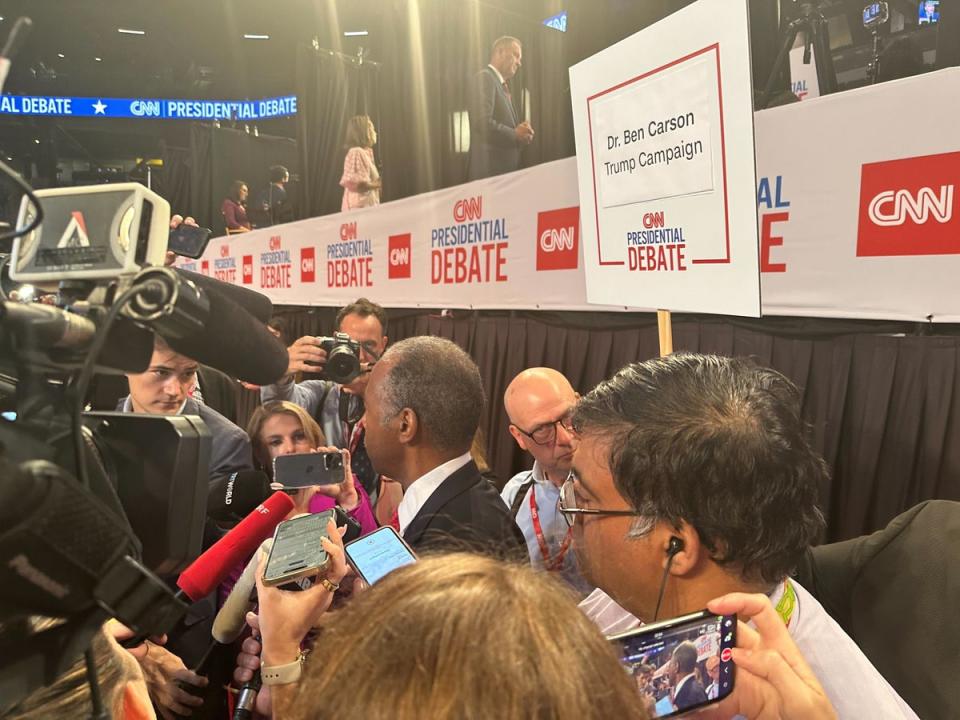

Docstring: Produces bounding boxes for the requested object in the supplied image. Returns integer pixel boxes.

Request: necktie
[389,509,400,532]
[350,422,377,498]
[502,81,512,103]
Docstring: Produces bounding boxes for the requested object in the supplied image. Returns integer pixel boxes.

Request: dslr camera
[316,331,362,384]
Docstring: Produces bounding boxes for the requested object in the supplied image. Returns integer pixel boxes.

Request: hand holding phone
[273,450,346,489]
[608,610,736,718]
[344,526,417,586]
[262,510,335,587]
[167,223,213,259]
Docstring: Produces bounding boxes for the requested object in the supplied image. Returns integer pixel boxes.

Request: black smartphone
[608,610,736,718]
[168,224,213,259]
[344,526,417,586]
[262,510,335,587]
[273,451,344,489]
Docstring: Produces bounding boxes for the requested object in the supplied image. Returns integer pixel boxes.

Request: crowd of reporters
[3,294,937,720]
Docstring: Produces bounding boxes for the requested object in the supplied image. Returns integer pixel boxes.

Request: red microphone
[177,491,294,601]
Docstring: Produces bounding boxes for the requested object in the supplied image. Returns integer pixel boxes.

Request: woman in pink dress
[340,115,381,211]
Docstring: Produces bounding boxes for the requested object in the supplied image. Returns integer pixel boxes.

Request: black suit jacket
[467,66,521,181]
[673,677,708,711]
[795,500,959,720]
[403,460,526,560]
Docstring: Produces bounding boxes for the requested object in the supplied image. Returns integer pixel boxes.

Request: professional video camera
[0,19,288,710]
[316,331,363,384]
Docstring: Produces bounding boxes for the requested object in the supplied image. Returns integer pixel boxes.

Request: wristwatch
[261,649,308,686]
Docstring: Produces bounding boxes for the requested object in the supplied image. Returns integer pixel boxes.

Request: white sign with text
[569,0,761,316]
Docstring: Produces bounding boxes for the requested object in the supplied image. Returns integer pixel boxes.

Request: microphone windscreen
[211,538,272,644]
[162,283,288,385]
[176,492,293,602]
[175,268,273,323]
[207,470,272,523]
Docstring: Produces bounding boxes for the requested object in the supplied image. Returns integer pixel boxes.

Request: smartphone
[344,526,417,586]
[273,451,344,489]
[262,510,335,587]
[608,610,736,718]
[168,224,213,259]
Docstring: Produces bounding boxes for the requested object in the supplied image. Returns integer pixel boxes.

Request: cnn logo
[453,196,483,222]
[269,235,282,251]
[220,244,230,258]
[857,151,960,257]
[300,247,316,283]
[536,207,579,271]
[340,222,358,241]
[388,234,411,279]
[242,255,253,284]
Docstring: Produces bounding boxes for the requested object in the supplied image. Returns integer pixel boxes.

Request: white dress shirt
[397,452,472,535]
[487,63,505,85]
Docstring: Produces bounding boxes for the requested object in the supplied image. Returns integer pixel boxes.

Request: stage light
[244,34,270,40]
[57,53,65,58]
[95,57,103,62]
[344,30,369,37]
[118,28,146,35]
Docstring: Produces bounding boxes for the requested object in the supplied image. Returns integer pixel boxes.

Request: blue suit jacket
[467,66,522,180]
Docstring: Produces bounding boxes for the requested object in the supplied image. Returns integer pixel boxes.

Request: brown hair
[229,179,248,203]
[336,297,388,335]
[246,400,327,473]
[344,115,375,149]
[288,554,648,720]
[2,621,133,719]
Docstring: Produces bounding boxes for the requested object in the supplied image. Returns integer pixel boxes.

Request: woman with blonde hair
[339,114,381,211]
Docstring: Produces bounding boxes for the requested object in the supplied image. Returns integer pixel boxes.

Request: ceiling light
[244,34,270,40]
[117,28,146,35]
[57,53,65,58]
[95,57,103,62]
[344,31,369,37]
[33,139,40,144]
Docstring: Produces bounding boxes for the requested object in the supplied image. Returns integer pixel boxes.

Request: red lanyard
[529,486,572,571]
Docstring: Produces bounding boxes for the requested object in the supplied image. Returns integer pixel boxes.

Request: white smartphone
[344,526,417,585]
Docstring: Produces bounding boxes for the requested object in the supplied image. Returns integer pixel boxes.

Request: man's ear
[397,407,418,445]
[663,521,703,578]
[507,423,528,451]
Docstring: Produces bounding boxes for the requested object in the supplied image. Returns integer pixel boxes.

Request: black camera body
[316,331,362,384]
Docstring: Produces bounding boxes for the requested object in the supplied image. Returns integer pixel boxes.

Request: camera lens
[325,345,361,384]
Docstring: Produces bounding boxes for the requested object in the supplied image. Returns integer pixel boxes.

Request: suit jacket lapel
[403,460,480,546]
[488,66,517,125]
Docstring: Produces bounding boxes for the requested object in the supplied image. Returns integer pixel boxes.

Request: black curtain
[294,46,380,218]
[156,143,191,217]
[188,125,299,231]
[230,308,960,545]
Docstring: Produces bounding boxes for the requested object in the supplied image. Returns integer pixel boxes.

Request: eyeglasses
[558,474,640,527]
[512,409,575,446]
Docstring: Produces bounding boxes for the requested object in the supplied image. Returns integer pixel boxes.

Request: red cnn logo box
[242,256,253,284]
[301,247,316,283]
[536,207,580,271]
[388,234,412,279]
[857,151,960,257]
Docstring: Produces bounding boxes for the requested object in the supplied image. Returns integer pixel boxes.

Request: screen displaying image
[919,0,940,24]
[611,614,735,718]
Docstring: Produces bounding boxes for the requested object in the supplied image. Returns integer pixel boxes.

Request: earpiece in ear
[667,536,684,556]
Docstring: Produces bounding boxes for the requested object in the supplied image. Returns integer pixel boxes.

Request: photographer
[261,298,392,509]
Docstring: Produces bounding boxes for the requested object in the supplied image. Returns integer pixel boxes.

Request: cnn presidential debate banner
[569,0,762,317]
[183,67,960,322]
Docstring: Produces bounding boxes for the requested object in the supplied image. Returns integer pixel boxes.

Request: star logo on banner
[92,99,107,115]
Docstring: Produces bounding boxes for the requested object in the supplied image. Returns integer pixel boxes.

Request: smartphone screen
[919,1,939,24]
[273,452,344,489]
[262,510,334,587]
[168,224,212,259]
[344,526,417,585]
[608,610,736,718]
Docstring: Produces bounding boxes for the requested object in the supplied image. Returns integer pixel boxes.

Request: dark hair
[267,315,288,345]
[344,115,375,149]
[572,353,826,586]
[229,179,248,203]
[336,297,388,335]
[269,165,289,183]
[673,641,698,675]
[378,336,483,453]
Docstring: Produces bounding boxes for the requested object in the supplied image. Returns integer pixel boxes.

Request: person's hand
[233,613,273,717]
[136,641,208,719]
[515,121,535,144]
[255,517,349,666]
[104,620,167,662]
[311,448,357,510]
[285,335,328,376]
[166,214,199,267]
[238,380,260,391]
[690,593,837,720]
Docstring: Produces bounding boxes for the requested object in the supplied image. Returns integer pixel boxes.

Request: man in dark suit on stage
[362,335,525,558]
[467,36,535,181]
[671,641,707,712]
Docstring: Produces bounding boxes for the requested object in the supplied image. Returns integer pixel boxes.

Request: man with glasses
[501,368,591,594]
[562,353,918,719]
[261,298,387,505]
